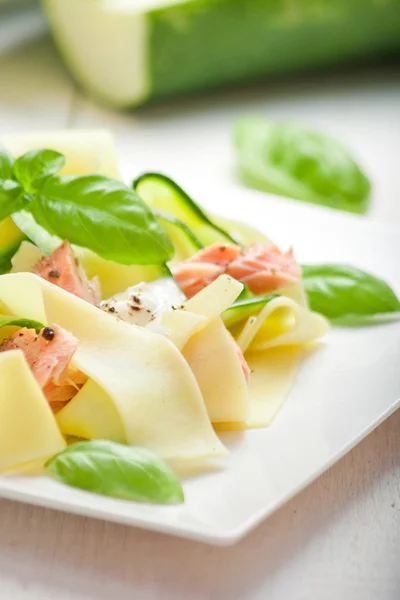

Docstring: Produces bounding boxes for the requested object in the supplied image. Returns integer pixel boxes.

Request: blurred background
[0,0,400,222]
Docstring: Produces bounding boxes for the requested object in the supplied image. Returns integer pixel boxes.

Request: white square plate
[0,187,399,546]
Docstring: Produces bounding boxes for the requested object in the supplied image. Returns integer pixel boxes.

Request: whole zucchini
[42,0,400,107]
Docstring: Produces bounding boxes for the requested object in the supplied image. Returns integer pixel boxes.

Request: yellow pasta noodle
[0,273,227,471]
[0,351,66,472]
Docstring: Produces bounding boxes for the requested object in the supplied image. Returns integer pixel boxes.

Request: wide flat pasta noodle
[0,351,66,472]
[0,273,226,469]
[11,241,43,274]
[246,347,302,427]
[162,309,206,350]
[226,293,327,428]
[214,348,303,430]
[237,296,328,353]
[161,275,249,425]
[162,275,320,429]
[162,275,243,350]
[56,379,125,443]
[185,274,243,320]
[236,298,327,427]
[182,318,249,425]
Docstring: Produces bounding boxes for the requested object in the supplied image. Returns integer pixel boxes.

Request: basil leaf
[28,174,174,265]
[0,150,14,180]
[234,117,371,214]
[13,149,65,193]
[0,180,30,221]
[46,440,184,504]
[330,312,400,327]
[302,264,400,325]
[154,209,204,254]
[0,315,44,333]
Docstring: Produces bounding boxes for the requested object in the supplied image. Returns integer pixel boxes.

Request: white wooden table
[0,18,399,600]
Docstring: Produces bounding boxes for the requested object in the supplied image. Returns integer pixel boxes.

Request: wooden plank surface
[0,26,399,600]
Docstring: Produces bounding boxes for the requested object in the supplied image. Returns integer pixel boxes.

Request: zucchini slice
[134,173,238,247]
[222,295,276,329]
[154,209,203,262]
[134,172,272,254]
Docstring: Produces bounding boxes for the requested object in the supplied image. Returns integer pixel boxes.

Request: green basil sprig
[302,264,400,325]
[29,174,174,265]
[234,117,371,214]
[0,149,174,265]
[13,149,66,193]
[46,440,184,504]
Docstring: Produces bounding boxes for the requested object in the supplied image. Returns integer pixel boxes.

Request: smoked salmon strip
[0,324,84,406]
[227,243,302,294]
[189,244,242,266]
[172,242,301,298]
[172,262,224,299]
[173,244,241,298]
[33,240,101,305]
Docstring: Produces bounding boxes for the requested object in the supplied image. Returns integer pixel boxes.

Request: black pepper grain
[48,269,60,278]
[42,327,55,341]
